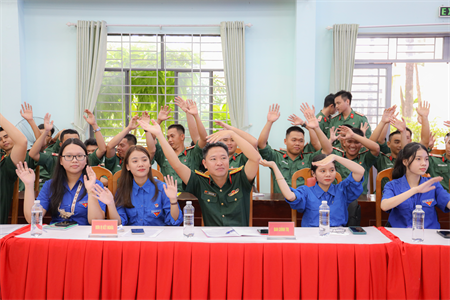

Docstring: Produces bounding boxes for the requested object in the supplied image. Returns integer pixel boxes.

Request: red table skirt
[0,226,448,300]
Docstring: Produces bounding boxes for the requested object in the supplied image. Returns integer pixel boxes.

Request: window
[95,34,229,144]
[351,34,450,145]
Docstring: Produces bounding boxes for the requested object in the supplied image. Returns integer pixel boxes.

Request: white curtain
[329,24,359,93]
[220,21,247,129]
[73,20,107,139]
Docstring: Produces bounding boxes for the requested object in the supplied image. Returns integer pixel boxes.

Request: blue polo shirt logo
[422,199,434,206]
[81,201,88,208]
[152,210,161,217]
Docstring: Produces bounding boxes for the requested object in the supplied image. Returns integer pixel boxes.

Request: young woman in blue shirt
[381,142,450,228]
[92,145,182,226]
[261,153,364,227]
[17,138,106,225]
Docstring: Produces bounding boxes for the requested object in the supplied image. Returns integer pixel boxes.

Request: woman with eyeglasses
[16,138,106,225]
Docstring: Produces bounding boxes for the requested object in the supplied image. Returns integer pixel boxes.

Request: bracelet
[276,178,284,181]
[170,202,178,205]
[93,127,101,133]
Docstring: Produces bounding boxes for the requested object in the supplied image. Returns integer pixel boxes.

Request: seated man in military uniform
[138,118,260,227]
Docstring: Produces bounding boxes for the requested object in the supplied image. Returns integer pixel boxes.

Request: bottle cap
[186,201,192,205]
[416,205,422,209]
[34,200,40,204]
[321,201,327,204]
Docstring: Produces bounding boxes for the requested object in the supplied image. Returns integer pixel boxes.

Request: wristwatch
[93,127,101,133]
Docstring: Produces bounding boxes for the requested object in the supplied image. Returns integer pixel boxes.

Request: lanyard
[58,182,83,219]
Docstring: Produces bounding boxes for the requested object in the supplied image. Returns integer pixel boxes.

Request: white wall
[1,0,449,192]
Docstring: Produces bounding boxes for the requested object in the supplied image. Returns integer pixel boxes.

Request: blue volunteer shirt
[382,175,450,229]
[286,173,363,227]
[117,178,183,226]
[37,175,106,225]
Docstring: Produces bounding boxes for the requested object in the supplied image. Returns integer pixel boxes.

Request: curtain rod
[326,23,450,30]
[66,22,252,29]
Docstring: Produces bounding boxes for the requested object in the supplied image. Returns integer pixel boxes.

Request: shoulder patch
[195,170,209,178]
[380,152,392,158]
[52,153,59,157]
[229,165,244,175]
[354,111,365,117]
[430,153,443,158]
[331,114,340,120]
[234,152,243,157]
[185,145,195,150]
[332,147,344,153]
[317,115,323,122]
[274,148,286,154]
[359,149,369,154]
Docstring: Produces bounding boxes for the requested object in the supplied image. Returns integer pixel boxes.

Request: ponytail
[392,142,428,179]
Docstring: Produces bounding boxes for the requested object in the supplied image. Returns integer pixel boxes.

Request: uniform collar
[133,178,152,195]
[312,182,336,198]
[397,174,427,191]
[208,172,232,186]
[64,174,84,191]
[282,152,303,161]
[338,108,355,121]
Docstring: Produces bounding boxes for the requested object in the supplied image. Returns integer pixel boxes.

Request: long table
[1,225,448,299]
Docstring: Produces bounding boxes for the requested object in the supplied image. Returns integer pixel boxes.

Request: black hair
[286,126,305,137]
[124,134,137,145]
[60,129,80,143]
[38,124,55,136]
[202,142,229,159]
[310,154,336,174]
[0,127,4,132]
[389,130,402,141]
[445,132,450,140]
[335,90,352,105]
[324,93,335,108]
[84,138,97,147]
[351,127,364,137]
[49,138,90,214]
[405,127,413,138]
[392,142,428,180]
[168,124,185,135]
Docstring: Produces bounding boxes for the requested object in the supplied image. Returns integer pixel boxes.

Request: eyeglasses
[61,155,87,161]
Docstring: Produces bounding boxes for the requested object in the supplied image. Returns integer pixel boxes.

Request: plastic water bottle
[319,200,330,236]
[183,201,195,237]
[412,205,425,242]
[31,200,43,237]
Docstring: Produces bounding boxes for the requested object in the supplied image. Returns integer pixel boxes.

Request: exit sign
[440,6,450,17]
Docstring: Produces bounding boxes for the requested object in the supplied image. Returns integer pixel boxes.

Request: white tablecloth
[386,227,450,246]
[15,225,392,244]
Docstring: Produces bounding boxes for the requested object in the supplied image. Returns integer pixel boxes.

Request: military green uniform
[183,166,253,226]
[316,111,332,137]
[332,147,378,195]
[378,141,391,155]
[0,155,17,223]
[38,150,101,180]
[375,152,396,192]
[428,154,450,192]
[259,144,321,193]
[44,138,60,154]
[104,154,123,175]
[154,142,203,192]
[330,109,372,144]
[229,152,248,169]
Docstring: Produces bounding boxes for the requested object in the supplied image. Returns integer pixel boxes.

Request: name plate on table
[89,220,118,238]
[267,222,296,240]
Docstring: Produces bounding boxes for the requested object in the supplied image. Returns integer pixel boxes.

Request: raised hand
[415,177,443,194]
[91,184,115,206]
[185,99,199,116]
[83,109,97,126]
[157,105,172,122]
[287,114,304,126]
[127,114,140,130]
[206,130,233,144]
[329,126,338,144]
[137,119,163,136]
[390,116,407,132]
[267,104,280,123]
[20,102,34,121]
[141,111,151,125]
[416,100,430,118]
[444,121,450,128]
[428,132,436,149]
[84,166,97,194]
[15,161,36,187]
[174,96,188,112]
[300,103,319,129]
[311,154,336,167]
[360,122,369,137]
[381,105,397,123]
[44,113,54,132]
[338,126,354,140]
[259,159,277,169]
[214,119,231,129]
[163,175,178,200]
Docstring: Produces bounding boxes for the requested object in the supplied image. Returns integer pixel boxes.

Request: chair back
[375,168,393,227]
[112,170,122,196]
[291,168,343,226]
[92,166,114,193]
[151,168,164,181]
[10,179,20,224]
